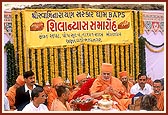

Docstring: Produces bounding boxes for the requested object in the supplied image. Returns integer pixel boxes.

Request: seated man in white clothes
[130,73,152,95]
[22,87,49,111]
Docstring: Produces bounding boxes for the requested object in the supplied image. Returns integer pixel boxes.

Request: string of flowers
[99,45,103,74]
[130,44,134,77]
[31,48,36,77]
[67,47,72,85]
[5,41,18,89]
[78,45,82,74]
[84,44,88,74]
[105,45,110,63]
[116,45,120,78]
[139,36,146,74]
[50,48,54,83]
[94,45,98,77]
[110,45,115,76]
[43,48,48,84]
[144,38,164,48]
[54,48,59,78]
[139,11,144,35]
[89,45,93,77]
[17,10,23,75]
[11,10,17,54]
[72,47,77,83]
[60,48,65,81]
[125,45,129,75]
[120,46,124,71]
[22,10,28,72]
[145,42,164,53]
[37,48,42,85]
[135,11,140,78]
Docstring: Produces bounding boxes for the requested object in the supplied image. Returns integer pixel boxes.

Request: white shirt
[4,95,10,111]
[22,102,49,112]
[24,84,36,98]
[130,83,152,95]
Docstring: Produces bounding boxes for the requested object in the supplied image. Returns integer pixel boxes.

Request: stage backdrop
[142,11,164,81]
[23,9,134,48]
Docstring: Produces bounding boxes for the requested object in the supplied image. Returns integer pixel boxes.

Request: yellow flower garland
[135,11,140,79]
[120,46,124,71]
[105,45,110,63]
[54,48,59,79]
[72,47,77,83]
[89,45,93,77]
[78,45,83,74]
[99,45,103,75]
[17,10,23,75]
[94,45,98,77]
[130,44,134,77]
[139,11,144,35]
[22,11,28,72]
[31,48,36,79]
[11,10,17,53]
[125,45,129,75]
[116,45,120,78]
[60,48,65,81]
[145,42,164,53]
[84,44,88,74]
[37,48,42,85]
[43,48,48,84]
[67,47,72,85]
[50,48,54,82]
[110,45,115,76]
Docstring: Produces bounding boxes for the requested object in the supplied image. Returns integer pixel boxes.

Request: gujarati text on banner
[24,8,133,48]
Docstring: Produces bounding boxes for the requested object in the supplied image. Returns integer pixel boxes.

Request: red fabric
[72,78,95,100]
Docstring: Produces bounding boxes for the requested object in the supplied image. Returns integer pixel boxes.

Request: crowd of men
[4,63,164,112]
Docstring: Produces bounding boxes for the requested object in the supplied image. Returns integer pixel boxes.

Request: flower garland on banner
[110,45,115,76]
[37,48,42,85]
[135,11,140,79]
[31,48,36,79]
[54,48,59,79]
[72,47,77,83]
[120,46,125,71]
[11,11,17,53]
[78,45,82,74]
[94,45,98,77]
[22,10,28,72]
[84,44,88,74]
[116,45,120,78]
[130,44,134,77]
[67,47,72,85]
[139,11,144,35]
[105,45,110,63]
[99,45,103,74]
[125,45,129,75]
[50,48,54,84]
[17,10,23,75]
[61,48,65,81]
[89,45,93,77]
[145,42,164,53]
[44,48,48,84]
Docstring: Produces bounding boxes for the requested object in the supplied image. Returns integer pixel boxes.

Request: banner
[143,11,164,35]
[24,8,133,48]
